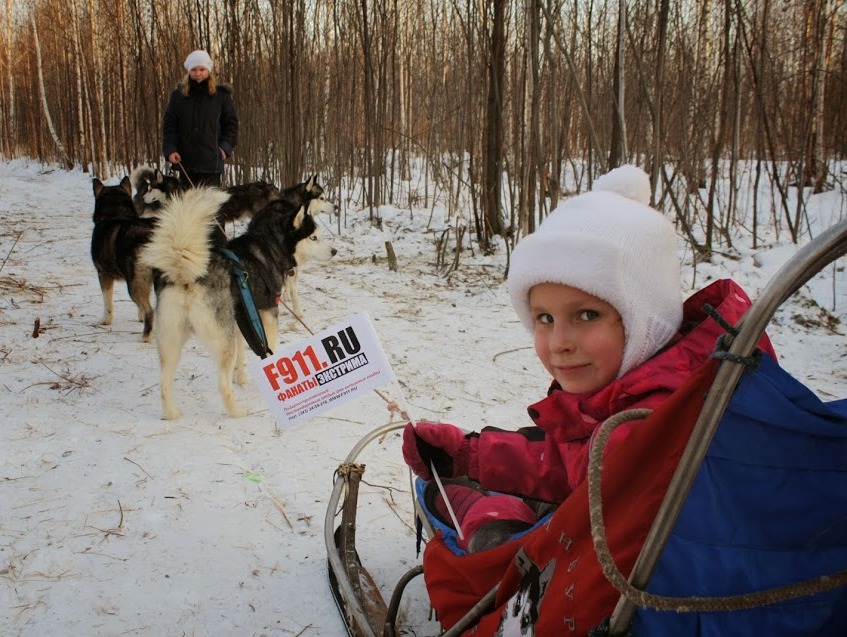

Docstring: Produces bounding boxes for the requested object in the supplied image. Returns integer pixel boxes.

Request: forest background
[1,0,846,260]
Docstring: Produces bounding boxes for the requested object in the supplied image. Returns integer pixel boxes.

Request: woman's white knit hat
[507,165,683,378]
[184,50,214,72]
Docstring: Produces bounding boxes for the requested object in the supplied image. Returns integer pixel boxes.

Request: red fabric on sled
[423,359,719,635]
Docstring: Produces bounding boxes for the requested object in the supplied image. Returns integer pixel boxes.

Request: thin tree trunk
[32,15,69,167]
[4,0,15,154]
[812,0,830,194]
[651,0,670,202]
[359,0,377,221]
[704,0,733,256]
[89,0,107,175]
[727,24,741,236]
[541,10,560,210]
[608,0,627,169]
[69,0,88,171]
[521,0,541,234]
[483,0,506,246]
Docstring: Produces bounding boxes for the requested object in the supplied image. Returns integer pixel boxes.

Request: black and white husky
[131,168,282,244]
[90,176,157,341]
[139,187,336,419]
[216,180,282,223]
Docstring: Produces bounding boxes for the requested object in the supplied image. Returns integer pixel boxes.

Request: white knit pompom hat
[184,50,214,72]
[508,165,683,378]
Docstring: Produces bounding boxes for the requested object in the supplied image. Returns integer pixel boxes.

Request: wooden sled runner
[326,218,847,637]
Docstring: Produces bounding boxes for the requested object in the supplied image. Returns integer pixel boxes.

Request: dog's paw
[235,369,248,385]
[227,402,248,418]
[162,405,182,420]
[101,315,113,326]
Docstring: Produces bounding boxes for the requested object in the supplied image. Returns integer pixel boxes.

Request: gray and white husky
[140,187,337,420]
[277,174,339,318]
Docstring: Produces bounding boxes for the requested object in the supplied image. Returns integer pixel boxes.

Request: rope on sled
[702,303,763,368]
[587,409,847,614]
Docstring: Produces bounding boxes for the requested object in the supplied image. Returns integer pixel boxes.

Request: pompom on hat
[184,50,214,72]
[507,165,683,378]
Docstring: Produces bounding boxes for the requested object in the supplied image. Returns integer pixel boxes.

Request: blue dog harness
[216,247,273,359]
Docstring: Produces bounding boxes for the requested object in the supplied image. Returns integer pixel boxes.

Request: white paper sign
[248,312,396,428]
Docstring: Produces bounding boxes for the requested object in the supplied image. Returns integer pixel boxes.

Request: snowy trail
[1,160,844,636]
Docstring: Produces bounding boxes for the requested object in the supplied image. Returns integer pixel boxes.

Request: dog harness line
[216,247,272,359]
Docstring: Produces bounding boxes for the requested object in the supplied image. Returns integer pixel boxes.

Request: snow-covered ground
[1,158,844,636]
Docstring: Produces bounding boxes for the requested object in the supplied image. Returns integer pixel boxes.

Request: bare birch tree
[68,0,88,171]
[3,0,15,155]
[87,0,107,175]
[31,13,69,167]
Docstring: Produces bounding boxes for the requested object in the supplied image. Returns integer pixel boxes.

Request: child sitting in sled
[403,164,776,552]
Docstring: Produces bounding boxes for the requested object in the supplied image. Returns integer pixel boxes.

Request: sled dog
[90,176,157,341]
[276,174,339,318]
[216,180,282,223]
[132,171,282,244]
[139,187,337,419]
[129,166,183,217]
[211,180,284,246]
[278,174,339,219]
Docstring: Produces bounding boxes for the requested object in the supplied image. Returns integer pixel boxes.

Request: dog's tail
[139,187,230,285]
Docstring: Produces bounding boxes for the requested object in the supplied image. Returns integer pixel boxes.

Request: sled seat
[415,356,847,637]
[412,478,553,558]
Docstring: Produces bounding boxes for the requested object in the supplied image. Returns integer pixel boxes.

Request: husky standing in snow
[90,176,158,341]
[275,174,339,319]
[140,187,337,419]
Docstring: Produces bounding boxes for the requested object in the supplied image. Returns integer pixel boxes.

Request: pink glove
[402,421,478,480]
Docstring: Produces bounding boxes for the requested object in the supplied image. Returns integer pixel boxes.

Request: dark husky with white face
[279,174,339,218]
[139,187,337,420]
[275,174,340,318]
[129,166,184,217]
[90,176,157,341]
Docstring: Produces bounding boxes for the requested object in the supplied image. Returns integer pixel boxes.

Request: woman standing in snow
[162,50,239,188]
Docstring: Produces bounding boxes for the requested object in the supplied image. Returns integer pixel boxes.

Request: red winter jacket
[470,279,776,502]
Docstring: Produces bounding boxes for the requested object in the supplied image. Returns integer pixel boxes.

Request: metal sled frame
[325,219,847,637]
